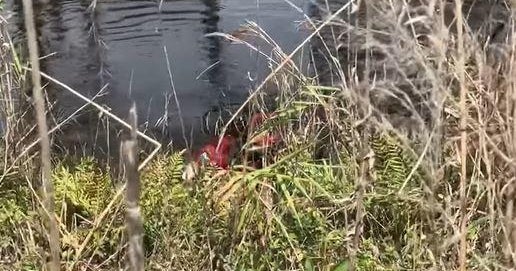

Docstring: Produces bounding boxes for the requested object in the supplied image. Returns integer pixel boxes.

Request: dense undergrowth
[0,134,426,270]
[2,0,516,270]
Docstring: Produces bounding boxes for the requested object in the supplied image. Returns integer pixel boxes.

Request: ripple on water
[6,0,309,151]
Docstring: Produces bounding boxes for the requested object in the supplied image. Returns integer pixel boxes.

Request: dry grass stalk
[0,18,29,172]
[454,0,468,270]
[20,0,60,269]
[350,3,372,270]
[122,103,144,271]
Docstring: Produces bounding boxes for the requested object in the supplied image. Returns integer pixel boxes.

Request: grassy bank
[1,1,516,270]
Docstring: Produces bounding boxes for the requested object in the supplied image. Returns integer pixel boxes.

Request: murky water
[6,0,311,151]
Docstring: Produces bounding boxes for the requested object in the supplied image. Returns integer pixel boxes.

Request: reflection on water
[6,0,309,152]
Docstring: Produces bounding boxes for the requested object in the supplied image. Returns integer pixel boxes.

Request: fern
[140,152,189,252]
[367,131,426,253]
[52,157,122,263]
[370,131,422,191]
[0,186,29,255]
[166,151,186,181]
[53,157,112,220]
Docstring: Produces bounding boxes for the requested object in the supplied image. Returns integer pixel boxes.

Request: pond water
[6,0,312,150]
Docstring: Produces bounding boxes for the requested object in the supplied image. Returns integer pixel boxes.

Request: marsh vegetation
[1,0,516,270]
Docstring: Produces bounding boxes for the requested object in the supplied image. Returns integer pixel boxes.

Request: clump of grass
[0,9,47,270]
[0,175,31,260]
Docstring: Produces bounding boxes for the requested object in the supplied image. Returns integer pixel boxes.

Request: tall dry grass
[211,0,516,269]
[284,0,515,269]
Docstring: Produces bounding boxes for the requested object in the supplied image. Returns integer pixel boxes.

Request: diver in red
[192,112,281,170]
[193,134,237,169]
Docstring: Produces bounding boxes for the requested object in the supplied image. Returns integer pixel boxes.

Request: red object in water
[192,111,281,170]
[195,134,237,169]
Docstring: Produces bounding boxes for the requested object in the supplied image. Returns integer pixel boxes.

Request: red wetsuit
[194,135,237,169]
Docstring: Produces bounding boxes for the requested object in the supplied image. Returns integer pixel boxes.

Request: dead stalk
[350,1,371,270]
[123,103,144,271]
[21,0,60,269]
[509,1,516,265]
[454,0,468,270]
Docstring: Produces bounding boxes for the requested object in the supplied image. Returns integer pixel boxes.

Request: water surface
[7,0,310,151]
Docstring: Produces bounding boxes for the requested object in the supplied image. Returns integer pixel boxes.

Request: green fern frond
[140,152,186,220]
[53,157,112,219]
[52,158,121,261]
[142,152,185,187]
[369,131,421,190]
[166,151,186,181]
[140,152,189,252]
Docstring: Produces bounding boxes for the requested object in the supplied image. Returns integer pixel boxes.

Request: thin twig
[0,85,108,183]
[36,70,161,171]
[21,0,60,269]
[71,183,126,269]
[163,45,189,148]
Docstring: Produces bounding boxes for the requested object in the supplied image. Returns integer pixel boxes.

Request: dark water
[6,0,311,151]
